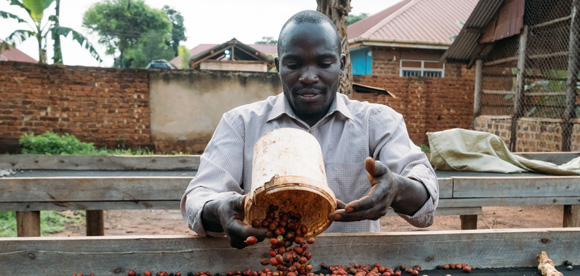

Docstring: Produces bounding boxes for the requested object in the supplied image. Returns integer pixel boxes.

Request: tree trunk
[52,0,63,64]
[317,0,353,96]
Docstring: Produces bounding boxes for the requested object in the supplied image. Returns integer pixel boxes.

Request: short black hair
[277,10,342,56]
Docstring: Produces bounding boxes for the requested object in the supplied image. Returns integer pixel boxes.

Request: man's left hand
[328,157,428,222]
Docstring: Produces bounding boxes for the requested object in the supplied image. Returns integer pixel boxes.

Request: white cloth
[181,93,439,236]
[428,128,580,175]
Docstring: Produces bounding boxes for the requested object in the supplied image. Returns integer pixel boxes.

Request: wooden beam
[0,200,179,212]
[0,177,191,202]
[86,210,105,236]
[484,55,518,66]
[453,176,580,198]
[483,89,515,95]
[530,15,573,29]
[563,0,580,151]
[460,215,477,229]
[1,229,579,275]
[473,59,483,129]
[510,25,529,152]
[438,197,580,207]
[0,155,201,171]
[528,51,568,60]
[563,205,580,227]
[16,211,40,237]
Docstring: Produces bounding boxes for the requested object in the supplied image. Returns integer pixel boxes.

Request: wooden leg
[563,205,580,227]
[16,211,41,237]
[460,215,478,230]
[86,210,105,236]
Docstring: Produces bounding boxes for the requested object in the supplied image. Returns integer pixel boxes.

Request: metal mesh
[480,0,580,151]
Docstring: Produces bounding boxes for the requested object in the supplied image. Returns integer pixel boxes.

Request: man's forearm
[390,175,429,216]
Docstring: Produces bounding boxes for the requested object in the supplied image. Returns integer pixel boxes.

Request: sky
[0,0,402,67]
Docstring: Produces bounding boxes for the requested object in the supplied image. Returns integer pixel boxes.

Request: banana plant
[0,0,102,64]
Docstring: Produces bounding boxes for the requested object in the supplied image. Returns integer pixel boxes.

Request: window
[400,60,445,77]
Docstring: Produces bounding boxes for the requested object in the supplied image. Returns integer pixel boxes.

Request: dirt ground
[49,205,564,237]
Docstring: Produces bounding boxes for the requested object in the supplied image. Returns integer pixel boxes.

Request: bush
[0,211,85,237]
[19,131,98,155]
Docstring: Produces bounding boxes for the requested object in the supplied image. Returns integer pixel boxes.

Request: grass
[0,210,85,237]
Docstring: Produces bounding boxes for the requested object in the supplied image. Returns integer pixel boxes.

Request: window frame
[399,59,445,78]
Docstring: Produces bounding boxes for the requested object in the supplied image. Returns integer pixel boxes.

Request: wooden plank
[515,152,580,164]
[1,229,579,275]
[473,59,483,123]
[439,197,580,207]
[86,210,105,236]
[0,155,201,171]
[563,205,580,227]
[453,176,580,198]
[0,201,179,212]
[0,177,191,202]
[460,215,477,229]
[386,207,481,217]
[437,177,453,198]
[563,0,580,151]
[510,25,528,151]
[16,211,40,237]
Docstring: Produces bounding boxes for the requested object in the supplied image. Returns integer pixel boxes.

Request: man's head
[275,10,345,126]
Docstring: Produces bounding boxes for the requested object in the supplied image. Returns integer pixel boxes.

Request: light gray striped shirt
[181,93,438,236]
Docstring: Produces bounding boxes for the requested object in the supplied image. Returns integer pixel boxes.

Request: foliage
[255,36,277,45]
[163,5,186,57]
[83,0,172,68]
[124,31,174,68]
[450,21,465,41]
[0,0,102,64]
[177,45,191,69]
[0,210,85,237]
[19,131,98,155]
[346,13,368,26]
[419,144,430,154]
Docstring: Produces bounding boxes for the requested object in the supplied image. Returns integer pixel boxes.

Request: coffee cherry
[306,237,315,244]
[245,236,258,245]
[462,266,471,273]
[144,272,152,276]
[128,270,136,276]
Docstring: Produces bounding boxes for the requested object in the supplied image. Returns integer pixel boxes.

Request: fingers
[329,204,387,222]
[336,199,346,209]
[365,157,389,179]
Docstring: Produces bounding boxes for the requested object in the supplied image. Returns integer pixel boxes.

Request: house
[347,0,478,78]
[441,0,580,152]
[170,39,277,72]
[0,42,36,63]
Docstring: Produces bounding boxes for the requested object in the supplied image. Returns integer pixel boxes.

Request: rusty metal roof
[187,38,275,69]
[441,0,506,63]
[0,43,36,63]
[347,0,479,48]
[170,43,277,68]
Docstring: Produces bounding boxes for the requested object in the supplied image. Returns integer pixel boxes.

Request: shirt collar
[267,92,353,123]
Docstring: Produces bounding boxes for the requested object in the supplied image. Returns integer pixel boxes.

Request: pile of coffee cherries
[244,204,316,276]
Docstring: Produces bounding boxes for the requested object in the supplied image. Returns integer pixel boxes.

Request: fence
[477,0,580,151]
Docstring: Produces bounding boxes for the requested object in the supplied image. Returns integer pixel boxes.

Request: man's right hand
[201,194,268,249]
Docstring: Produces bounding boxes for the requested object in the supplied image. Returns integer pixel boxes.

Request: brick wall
[352,75,475,145]
[0,61,151,153]
[474,116,580,151]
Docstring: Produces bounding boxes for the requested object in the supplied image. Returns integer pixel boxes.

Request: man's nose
[299,67,319,84]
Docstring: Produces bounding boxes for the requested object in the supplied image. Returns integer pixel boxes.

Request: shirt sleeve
[369,106,439,228]
[180,113,245,236]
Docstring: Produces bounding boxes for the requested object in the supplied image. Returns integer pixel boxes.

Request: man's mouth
[296,89,322,101]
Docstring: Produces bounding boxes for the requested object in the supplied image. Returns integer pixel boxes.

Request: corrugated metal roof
[442,0,505,63]
[347,0,479,46]
[0,43,37,63]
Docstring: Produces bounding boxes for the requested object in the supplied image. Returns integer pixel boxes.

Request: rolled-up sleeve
[180,114,245,236]
[370,107,439,228]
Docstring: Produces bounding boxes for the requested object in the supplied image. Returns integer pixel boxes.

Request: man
[181,10,438,249]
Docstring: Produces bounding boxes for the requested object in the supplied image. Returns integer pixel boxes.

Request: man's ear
[340,54,346,71]
[275,57,280,73]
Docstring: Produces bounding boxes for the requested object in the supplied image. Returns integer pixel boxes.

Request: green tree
[346,12,368,26]
[124,31,174,68]
[255,36,277,45]
[163,5,186,57]
[177,45,190,69]
[0,0,102,64]
[83,0,172,68]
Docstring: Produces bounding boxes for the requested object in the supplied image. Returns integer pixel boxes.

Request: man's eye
[286,63,299,69]
[319,62,332,68]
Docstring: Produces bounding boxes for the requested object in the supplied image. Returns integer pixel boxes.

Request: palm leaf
[21,0,54,23]
[5,29,36,45]
[54,26,103,63]
[0,10,27,23]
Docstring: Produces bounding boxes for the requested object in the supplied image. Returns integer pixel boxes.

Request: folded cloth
[427,128,580,175]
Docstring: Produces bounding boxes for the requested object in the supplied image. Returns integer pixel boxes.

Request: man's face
[275,22,345,125]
